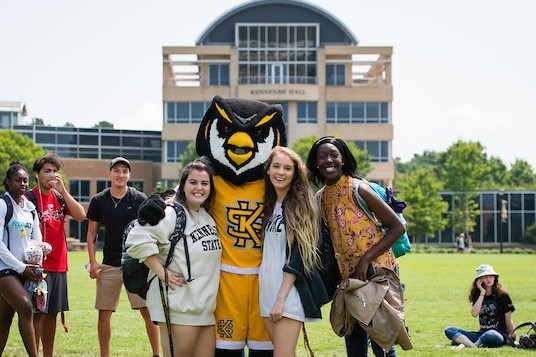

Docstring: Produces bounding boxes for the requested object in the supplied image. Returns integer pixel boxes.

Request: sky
[1,0,535,167]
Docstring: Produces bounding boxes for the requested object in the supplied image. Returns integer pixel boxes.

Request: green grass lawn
[3,252,536,356]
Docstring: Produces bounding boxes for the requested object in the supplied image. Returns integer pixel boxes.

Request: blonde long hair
[262,146,320,276]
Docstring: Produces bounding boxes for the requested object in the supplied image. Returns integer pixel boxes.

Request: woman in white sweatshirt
[126,158,221,357]
[0,161,42,357]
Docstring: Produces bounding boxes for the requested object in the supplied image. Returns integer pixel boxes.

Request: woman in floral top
[306,137,405,357]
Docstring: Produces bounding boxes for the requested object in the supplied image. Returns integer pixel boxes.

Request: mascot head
[196,95,287,185]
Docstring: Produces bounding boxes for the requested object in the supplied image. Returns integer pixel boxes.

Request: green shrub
[523,223,536,244]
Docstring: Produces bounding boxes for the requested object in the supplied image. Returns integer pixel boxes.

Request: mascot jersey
[211,176,265,271]
[197,95,286,351]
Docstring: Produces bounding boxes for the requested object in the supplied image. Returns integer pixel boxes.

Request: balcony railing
[238,76,317,85]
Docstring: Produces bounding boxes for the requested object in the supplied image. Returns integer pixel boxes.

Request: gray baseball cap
[109,157,131,171]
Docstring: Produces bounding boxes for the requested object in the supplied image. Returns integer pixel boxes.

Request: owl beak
[227,132,254,166]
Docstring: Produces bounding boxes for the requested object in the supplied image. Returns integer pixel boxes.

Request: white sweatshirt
[0,193,42,273]
[126,204,221,325]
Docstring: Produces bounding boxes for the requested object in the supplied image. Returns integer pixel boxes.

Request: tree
[397,169,448,245]
[523,223,536,245]
[92,121,114,128]
[436,140,487,234]
[63,122,75,127]
[506,159,536,188]
[179,141,197,168]
[31,118,45,126]
[395,150,439,177]
[482,156,508,189]
[290,135,372,177]
[0,130,47,194]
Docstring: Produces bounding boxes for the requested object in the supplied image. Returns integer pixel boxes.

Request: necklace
[111,195,124,208]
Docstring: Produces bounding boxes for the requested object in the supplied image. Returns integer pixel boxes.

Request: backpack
[509,322,536,349]
[351,178,411,258]
[26,189,66,218]
[121,201,188,299]
[1,194,36,250]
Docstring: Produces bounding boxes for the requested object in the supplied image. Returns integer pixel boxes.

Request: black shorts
[38,272,69,314]
[0,268,22,281]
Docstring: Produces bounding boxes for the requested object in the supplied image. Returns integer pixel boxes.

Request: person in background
[455,233,466,253]
[0,162,42,357]
[28,154,86,357]
[444,264,515,348]
[259,146,328,356]
[465,233,473,253]
[306,137,405,357]
[126,158,221,357]
[86,157,160,357]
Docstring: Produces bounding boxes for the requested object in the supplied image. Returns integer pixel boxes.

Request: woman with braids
[444,264,516,348]
[259,146,328,356]
[306,136,405,357]
[0,162,42,357]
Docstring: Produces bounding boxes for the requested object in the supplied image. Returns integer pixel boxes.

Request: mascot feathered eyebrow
[138,95,286,355]
[197,95,286,185]
[198,96,286,355]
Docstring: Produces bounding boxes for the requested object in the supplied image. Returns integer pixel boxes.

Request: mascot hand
[138,194,166,226]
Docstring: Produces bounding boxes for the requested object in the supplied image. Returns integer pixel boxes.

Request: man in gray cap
[86,157,160,357]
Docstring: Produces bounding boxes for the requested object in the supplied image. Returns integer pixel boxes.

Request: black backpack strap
[29,188,66,216]
[166,202,191,280]
[1,195,13,250]
[52,189,66,216]
[26,190,37,207]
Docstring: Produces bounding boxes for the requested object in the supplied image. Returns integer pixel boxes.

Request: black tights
[216,349,273,357]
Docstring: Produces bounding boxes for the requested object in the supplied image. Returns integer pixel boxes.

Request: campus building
[161,0,395,187]
[0,101,26,129]
[5,123,162,241]
[435,191,535,245]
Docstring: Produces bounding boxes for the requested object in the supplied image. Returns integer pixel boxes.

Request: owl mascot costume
[139,95,286,356]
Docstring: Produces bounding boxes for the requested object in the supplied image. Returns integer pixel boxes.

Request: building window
[78,147,99,159]
[209,64,229,85]
[69,219,88,241]
[36,133,55,144]
[165,102,211,124]
[12,125,161,162]
[69,180,90,202]
[237,24,318,84]
[355,141,389,162]
[326,64,345,86]
[0,112,12,129]
[96,180,109,193]
[166,141,190,163]
[58,134,78,145]
[326,102,389,124]
[297,102,317,123]
[162,179,178,191]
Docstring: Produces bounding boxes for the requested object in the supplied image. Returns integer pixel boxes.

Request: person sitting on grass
[444,264,515,348]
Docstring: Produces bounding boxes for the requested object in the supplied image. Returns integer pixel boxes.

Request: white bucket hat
[476,264,499,278]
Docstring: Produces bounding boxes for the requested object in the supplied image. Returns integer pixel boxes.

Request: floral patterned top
[320,175,397,279]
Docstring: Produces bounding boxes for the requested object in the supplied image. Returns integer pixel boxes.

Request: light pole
[499,190,507,253]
